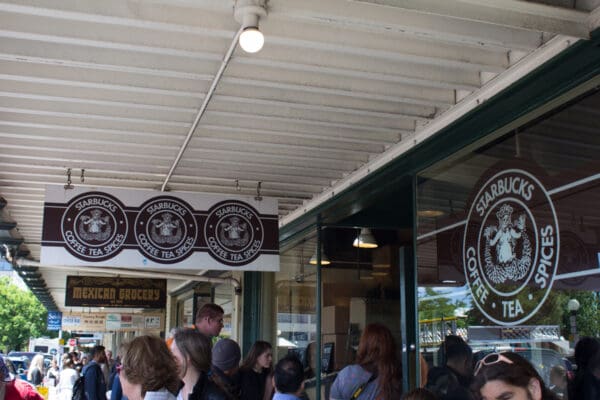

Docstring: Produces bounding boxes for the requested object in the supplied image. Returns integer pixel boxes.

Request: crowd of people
[2,305,599,400]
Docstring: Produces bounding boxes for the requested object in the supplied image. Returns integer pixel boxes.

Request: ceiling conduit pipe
[14,258,241,294]
[160,28,242,192]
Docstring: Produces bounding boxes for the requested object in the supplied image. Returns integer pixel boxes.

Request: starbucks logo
[463,169,559,325]
[135,196,197,263]
[204,200,264,266]
[61,192,128,261]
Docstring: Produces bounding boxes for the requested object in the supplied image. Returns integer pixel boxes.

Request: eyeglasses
[208,317,224,325]
[474,352,514,376]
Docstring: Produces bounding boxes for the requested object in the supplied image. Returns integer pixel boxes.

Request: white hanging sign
[41,185,279,271]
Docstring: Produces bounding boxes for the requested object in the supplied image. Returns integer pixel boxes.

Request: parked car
[1,356,17,377]
[7,351,37,362]
[7,356,30,381]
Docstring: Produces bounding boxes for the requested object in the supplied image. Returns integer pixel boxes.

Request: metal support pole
[315,220,323,400]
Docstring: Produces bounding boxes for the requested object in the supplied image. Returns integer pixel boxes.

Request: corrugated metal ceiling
[0,0,598,311]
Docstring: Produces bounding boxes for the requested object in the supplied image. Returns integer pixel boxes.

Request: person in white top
[58,354,80,400]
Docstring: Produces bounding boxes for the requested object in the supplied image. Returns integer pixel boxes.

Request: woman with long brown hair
[239,341,273,400]
[170,328,227,400]
[330,323,402,400]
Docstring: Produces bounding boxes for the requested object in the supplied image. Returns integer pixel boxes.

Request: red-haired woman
[330,323,402,400]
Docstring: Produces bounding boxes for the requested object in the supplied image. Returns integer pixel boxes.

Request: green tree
[0,276,48,352]
[419,287,468,328]
[560,290,600,338]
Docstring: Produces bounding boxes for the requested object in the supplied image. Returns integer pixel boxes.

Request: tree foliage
[559,290,600,338]
[465,288,600,338]
[419,287,468,328]
[0,277,48,352]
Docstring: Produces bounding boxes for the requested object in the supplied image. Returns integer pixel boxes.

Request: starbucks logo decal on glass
[463,169,559,325]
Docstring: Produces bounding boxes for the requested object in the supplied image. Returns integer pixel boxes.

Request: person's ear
[271,375,277,392]
[528,378,542,400]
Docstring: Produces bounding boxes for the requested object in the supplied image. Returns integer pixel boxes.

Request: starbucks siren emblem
[61,192,128,261]
[483,203,532,284]
[463,169,559,325]
[135,196,197,264]
[205,200,264,266]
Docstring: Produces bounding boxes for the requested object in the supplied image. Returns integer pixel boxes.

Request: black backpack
[71,374,86,400]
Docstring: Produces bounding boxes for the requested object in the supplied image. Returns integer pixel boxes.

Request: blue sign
[47,311,62,331]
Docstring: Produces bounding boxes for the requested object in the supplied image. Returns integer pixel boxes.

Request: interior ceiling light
[309,248,331,265]
[353,228,378,249]
[417,209,445,218]
[371,271,389,277]
[234,0,267,53]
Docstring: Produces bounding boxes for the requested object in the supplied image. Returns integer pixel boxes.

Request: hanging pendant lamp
[352,228,378,249]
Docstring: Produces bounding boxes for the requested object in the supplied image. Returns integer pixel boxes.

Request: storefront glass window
[276,235,318,363]
[277,227,405,397]
[416,88,600,385]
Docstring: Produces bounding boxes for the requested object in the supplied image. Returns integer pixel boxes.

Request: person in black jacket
[426,337,473,400]
[211,339,242,400]
[239,341,273,400]
[568,336,600,400]
[82,346,107,400]
[170,328,227,400]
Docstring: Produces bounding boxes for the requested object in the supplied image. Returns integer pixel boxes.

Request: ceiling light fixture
[309,247,331,266]
[352,228,378,249]
[234,0,267,53]
[417,209,445,218]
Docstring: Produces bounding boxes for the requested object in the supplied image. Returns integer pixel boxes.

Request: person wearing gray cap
[211,339,241,400]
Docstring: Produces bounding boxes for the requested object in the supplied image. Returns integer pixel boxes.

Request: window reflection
[416,88,600,385]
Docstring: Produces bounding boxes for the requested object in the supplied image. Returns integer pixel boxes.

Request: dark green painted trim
[280,34,600,243]
[315,221,323,400]
[242,271,262,355]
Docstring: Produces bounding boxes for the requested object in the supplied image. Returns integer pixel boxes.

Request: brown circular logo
[135,196,197,264]
[204,200,264,266]
[61,192,128,261]
[463,169,559,325]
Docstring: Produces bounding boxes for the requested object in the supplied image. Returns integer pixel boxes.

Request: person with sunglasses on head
[195,304,225,340]
[471,352,559,400]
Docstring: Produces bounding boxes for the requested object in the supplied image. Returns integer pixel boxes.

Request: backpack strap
[350,373,377,400]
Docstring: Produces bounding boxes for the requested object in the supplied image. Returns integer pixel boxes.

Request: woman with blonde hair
[119,335,181,400]
[27,354,45,386]
[330,323,402,400]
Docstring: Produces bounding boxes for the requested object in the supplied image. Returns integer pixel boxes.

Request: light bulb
[239,27,264,53]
